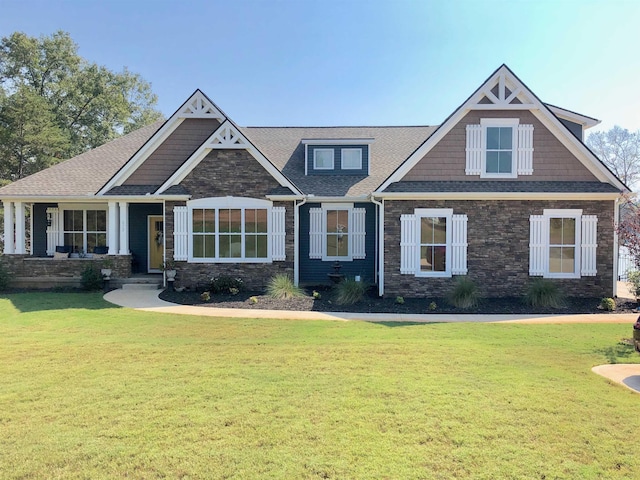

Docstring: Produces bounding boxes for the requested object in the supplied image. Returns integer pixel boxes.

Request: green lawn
[1,292,639,479]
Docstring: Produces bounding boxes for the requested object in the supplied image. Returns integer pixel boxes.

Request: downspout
[370,195,384,297]
[294,197,307,286]
[613,196,620,297]
[162,199,167,288]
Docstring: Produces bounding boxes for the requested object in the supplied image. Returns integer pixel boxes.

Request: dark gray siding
[32,203,57,257]
[559,118,583,140]
[299,202,376,285]
[129,203,163,273]
[307,145,369,175]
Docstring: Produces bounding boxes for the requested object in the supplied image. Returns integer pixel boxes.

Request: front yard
[1,292,639,479]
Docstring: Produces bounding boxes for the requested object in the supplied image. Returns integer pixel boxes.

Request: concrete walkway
[103,287,638,324]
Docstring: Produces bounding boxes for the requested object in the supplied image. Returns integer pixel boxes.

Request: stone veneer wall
[0,255,132,288]
[383,200,615,298]
[164,149,296,291]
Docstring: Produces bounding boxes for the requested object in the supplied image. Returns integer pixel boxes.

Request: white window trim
[341,148,362,170]
[415,208,453,278]
[480,118,519,179]
[60,205,108,253]
[543,208,581,279]
[313,148,335,170]
[187,197,272,264]
[322,202,352,261]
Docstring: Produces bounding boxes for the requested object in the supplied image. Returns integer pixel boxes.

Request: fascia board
[0,195,189,203]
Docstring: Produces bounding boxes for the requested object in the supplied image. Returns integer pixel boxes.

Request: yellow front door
[148,216,164,272]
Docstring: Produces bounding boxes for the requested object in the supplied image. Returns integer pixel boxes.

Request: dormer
[302,139,374,175]
[545,104,601,141]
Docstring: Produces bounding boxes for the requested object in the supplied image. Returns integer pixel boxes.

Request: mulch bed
[159,286,639,315]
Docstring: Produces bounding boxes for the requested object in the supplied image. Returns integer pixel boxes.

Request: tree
[586,126,640,188]
[0,31,163,182]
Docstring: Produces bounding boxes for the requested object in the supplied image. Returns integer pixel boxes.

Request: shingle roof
[384,181,621,193]
[0,120,163,197]
[241,126,438,196]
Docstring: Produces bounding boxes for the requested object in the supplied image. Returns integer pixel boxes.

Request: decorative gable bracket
[177,91,225,121]
[472,72,536,110]
[203,122,248,149]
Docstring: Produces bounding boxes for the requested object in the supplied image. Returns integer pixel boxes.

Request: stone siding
[166,150,295,290]
[384,200,615,298]
[0,254,132,288]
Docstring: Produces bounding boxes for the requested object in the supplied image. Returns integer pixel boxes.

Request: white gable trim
[156,120,301,195]
[376,65,627,193]
[98,90,227,195]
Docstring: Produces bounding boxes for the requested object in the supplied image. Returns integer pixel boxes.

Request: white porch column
[14,202,26,254]
[108,201,119,255]
[3,201,15,254]
[118,202,129,255]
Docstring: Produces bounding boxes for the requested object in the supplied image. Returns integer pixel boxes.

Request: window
[400,208,468,277]
[529,209,597,279]
[63,209,106,253]
[341,148,362,169]
[185,198,274,263]
[420,216,447,273]
[325,208,350,259]
[481,118,518,178]
[314,149,334,170]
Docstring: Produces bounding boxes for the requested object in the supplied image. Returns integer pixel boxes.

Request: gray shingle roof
[0,120,164,197]
[384,181,621,193]
[241,126,438,196]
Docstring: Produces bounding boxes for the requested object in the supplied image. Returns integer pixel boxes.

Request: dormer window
[302,139,373,175]
[341,148,362,170]
[313,149,334,170]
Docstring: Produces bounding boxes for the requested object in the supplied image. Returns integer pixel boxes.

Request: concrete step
[122,283,161,291]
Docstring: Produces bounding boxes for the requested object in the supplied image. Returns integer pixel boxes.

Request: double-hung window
[325,207,350,259]
[529,209,597,279]
[63,209,107,253]
[481,118,518,178]
[400,208,468,277]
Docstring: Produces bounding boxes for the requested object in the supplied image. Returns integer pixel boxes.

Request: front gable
[377,65,628,193]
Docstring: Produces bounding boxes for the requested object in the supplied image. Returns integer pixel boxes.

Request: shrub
[312,290,321,300]
[81,266,103,291]
[448,277,480,309]
[0,261,9,291]
[249,296,258,304]
[395,296,404,305]
[627,271,640,299]
[209,276,243,294]
[200,291,211,302]
[334,278,368,305]
[524,278,564,308]
[600,297,616,311]
[266,274,304,299]
[428,301,437,311]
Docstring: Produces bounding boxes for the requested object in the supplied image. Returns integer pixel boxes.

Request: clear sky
[1,0,639,134]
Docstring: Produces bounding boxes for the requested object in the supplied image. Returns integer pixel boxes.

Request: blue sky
[1,0,639,134]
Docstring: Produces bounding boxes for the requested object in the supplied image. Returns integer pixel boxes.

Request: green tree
[0,30,163,182]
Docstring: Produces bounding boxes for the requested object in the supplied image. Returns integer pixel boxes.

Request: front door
[148,215,164,272]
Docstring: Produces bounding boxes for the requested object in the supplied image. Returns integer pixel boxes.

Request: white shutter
[173,206,188,261]
[352,208,366,259]
[46,207,59,255]
[465,124,483,175]
[309,208,323,259]
[400,214,418,274]
[581,215,598,276]
[271,207,286,261]
[517,124,534,175]
[451,214,468,275]
[529,215,546,276]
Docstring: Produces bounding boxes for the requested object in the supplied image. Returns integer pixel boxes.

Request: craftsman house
[0,65,627,297]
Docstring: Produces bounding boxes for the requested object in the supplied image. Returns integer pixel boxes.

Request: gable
[123,118,220,186]
[377,65,628,193]
[403,110,599,182]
